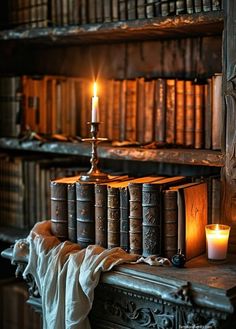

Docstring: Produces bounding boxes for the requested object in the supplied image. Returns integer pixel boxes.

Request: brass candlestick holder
[79,122,108,182]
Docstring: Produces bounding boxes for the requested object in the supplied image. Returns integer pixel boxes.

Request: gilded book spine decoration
[95,184,108,248]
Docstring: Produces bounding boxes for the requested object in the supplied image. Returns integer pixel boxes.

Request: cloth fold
[13,220,170,329]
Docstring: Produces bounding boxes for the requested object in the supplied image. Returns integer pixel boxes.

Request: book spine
[185,80,195,147]
[125,79,137,142]
[76,182,95,248]
[50,180,68,241]
[186,0,194,13]
[95,184,108,248]
[127,0,136,20]
[212,73,223,150]
[137,0,145,19]
[107,186,120,249]
[194,84,204,149]
[120,186,129,252]
[154,78,166,143]
[176,0,187,14]
[194,0,202,12]
[67,182,76,243]
[128,183,142,254]
[163,190,178,259]
[165,79,176,144]
[202,0,212,12]
[137,77,145,143]
[175,80,185,145]
[142,183,162,257]
[143,79,155,143]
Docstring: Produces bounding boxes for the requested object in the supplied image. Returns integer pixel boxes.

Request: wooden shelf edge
[0,138,225,167]
[0,11,224,44]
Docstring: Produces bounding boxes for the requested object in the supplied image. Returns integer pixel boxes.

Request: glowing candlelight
[205,224,231,260]
[91,82,99,123]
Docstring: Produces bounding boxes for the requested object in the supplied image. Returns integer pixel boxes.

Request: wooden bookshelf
[0,11,223,45]
[0,137,225,167]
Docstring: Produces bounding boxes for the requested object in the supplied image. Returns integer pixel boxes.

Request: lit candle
[205,224,231,260]
[91,82,99,123]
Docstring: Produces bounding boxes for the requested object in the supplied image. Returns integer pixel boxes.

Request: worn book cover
[165,79,176,144]
[194,84,204,149]
[212,73,223,150]
[142,176,186,257]
[175,79,185,145]
[185,80,195,147]
[170,182,208,260]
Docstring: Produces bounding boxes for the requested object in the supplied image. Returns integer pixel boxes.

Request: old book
[94,175,129,248]
[137,0,145,19]
[212,73,223,150]
[143,79,155,143]
[175,79,185,145]
[146,0,154,18]
[67,182,77,243]
[160,0,169,16]
[185,80,195,147]
[194,0,202,12]
[163,189,178,259]
[137,77,145,143]
[125,79,137,141]
[119,0,127,21]
[112,80,122,140]
[76,181,95,248]
[170,182,208,260]
[0,76,22,138]
[112,0,119,21]
[202,0,212,11]
[142,176,186,257]
[165,79,176,144]
[186,0,194,13]
[176,0,186,14]
[204,78,212,149]
[128,176,166,255]
[194,84,204,149]
[51,175,80,241]
[127,0,136,20]
[88,0,96,23]
[96,0,104,23]
[154,78,166,143]
[104,0,112,22]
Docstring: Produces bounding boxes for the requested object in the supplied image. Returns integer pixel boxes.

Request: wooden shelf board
[0,138,225,167]
[0,11,224,45]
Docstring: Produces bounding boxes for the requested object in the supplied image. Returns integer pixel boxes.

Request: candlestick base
[79,169,108,182]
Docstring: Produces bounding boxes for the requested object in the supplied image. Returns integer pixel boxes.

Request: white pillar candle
[205,224,231,260]
[91,82,99,123]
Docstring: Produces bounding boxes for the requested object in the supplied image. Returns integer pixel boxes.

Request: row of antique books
[0,153,89,229]
[0,0,223,30]
[50,172,222,260]
[0,74,223,150]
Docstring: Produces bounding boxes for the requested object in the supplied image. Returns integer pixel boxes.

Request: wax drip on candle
[91,82,99,123]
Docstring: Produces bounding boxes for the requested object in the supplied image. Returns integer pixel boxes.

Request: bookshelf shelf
[0,11,223,45]
[0,138,224,167]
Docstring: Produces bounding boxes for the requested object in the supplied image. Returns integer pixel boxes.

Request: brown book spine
[204,79,212,149]
[120,186,129,252]
[175,80,185,145]
[194,84,204,149]
[185,80,195,147]
[95,184,108,248]
[125,79,137,141]
[128,183,142,255]
[112,80,121,140]
[143,79,155,143]
[107,186,120,249]
[76,182,95,248]
[50,180,68,241]
[67,182,76,243]
[165,79,176,144]
[137,77,145,143]
[142,183,162,257]
[212,73,223,150]
[163,190,178,259]
[154,78,166,143]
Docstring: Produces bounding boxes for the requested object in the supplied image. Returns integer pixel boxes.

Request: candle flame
[93,82,97,97]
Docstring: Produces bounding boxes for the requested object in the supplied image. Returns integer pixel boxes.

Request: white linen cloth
[13,220,170,329]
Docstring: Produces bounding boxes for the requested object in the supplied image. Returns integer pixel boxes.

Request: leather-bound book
[169,182,208,261]
[51,176,80,241]
[142,176,186,257]
[194,84,204,149]
[128,176,165,255]
[94,184,108,248]
[165,79,176,144]
[154,78,166,143]
[95,175,129,248]
[76,181,95,248]
[175,79,185,146]
[163,189,178,259]
[67,182,77,243]
[120,185,130,252]
[212,73,223,150]
[107,185,120,249]
[185,80,195,147]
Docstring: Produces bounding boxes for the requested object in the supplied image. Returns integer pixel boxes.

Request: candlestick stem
[79,122,108,182]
